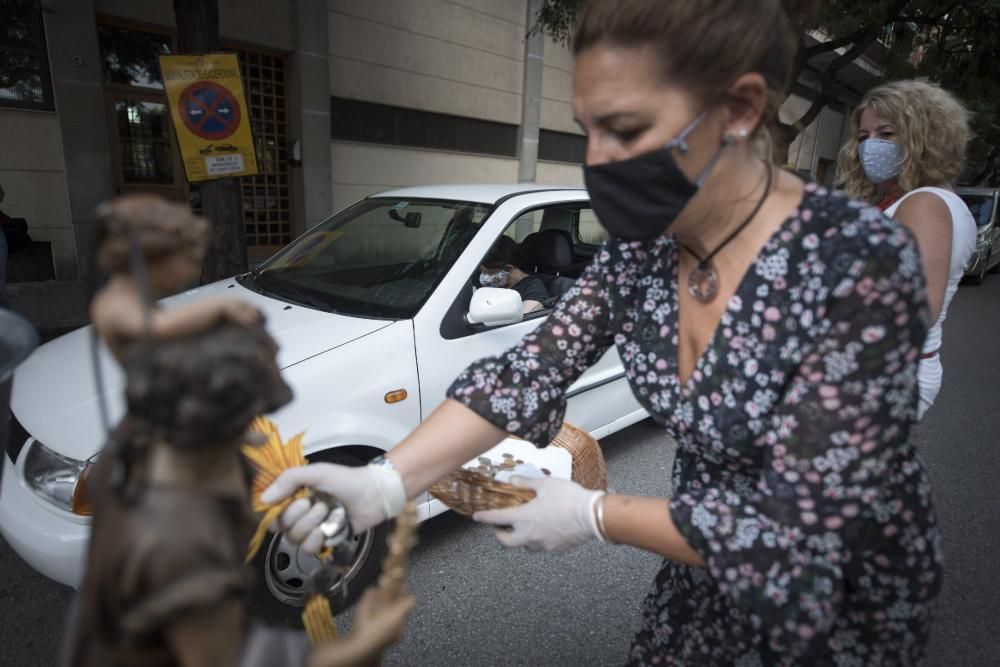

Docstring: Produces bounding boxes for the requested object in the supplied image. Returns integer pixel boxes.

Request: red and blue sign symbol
[178,81,242,140]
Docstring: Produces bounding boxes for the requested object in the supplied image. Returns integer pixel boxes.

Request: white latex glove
[473,476,606,552]
[260,462,406,554]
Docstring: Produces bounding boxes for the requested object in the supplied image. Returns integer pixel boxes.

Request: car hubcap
[263,527,374,606]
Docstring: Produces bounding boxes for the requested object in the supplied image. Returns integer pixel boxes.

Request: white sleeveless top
[885,187,976,417]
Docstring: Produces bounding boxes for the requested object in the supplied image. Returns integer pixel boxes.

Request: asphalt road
[2,277,999,666]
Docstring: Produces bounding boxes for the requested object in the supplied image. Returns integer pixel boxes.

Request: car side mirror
[466,288,523,327]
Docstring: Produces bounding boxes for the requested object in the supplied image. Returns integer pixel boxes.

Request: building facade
[1,0,872,329]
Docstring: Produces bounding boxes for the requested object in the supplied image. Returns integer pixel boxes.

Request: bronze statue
[66,195,413,667]
[89,195,260,363]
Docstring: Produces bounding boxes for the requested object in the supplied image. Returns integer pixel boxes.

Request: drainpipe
[517,0,545,183]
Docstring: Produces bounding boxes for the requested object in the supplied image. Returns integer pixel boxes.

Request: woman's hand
[473,476,605,552]
[261,462,405,552]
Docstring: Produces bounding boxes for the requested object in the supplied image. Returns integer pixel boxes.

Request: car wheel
[248,449,389,626]
[988,251,1000,274]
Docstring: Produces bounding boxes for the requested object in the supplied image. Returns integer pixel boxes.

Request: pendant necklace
[679,164,773,304]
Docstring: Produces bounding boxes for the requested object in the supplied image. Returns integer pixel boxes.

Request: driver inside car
[477,236,550,314]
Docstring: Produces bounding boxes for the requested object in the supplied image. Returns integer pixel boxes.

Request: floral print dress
[448,184,942,665]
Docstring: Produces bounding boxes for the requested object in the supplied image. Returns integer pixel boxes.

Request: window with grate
[114,99,174,183]
[0,0,54,109]
[236,49,291,249]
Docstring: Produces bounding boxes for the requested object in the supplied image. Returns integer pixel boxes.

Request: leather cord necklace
[679,163,773,303]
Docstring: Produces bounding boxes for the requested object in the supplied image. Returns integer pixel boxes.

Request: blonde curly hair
[836,79,971,202]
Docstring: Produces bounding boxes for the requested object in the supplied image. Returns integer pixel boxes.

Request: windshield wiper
[238,265,264,291]
[238,270,331,311]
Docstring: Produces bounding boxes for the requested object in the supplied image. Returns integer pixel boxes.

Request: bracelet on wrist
[590,491,610,543]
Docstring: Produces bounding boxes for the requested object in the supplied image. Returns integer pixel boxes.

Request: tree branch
[804,26,872,60]
[896,1,962,26]
[780,0,911,142]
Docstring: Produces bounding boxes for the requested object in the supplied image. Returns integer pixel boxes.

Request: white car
[1,184,646,622]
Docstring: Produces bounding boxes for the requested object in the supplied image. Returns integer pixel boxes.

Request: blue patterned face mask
[858,138,903,184]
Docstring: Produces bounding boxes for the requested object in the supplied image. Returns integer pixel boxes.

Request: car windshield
[238,198,493,319]
[960,194,995,228]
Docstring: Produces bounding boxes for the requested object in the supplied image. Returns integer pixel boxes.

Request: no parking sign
[159,53,258,182]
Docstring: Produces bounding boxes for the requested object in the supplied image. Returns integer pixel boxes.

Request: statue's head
[95,195,209,292]
[123,320,292,451]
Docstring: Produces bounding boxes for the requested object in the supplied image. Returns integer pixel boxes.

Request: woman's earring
[725,128,750,143]
[723,128,749,145]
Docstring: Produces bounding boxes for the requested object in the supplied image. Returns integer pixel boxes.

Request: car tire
[988,251,1000,274]
[247,449,389,627]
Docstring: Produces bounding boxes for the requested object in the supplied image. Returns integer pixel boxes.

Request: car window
[241,198,493,319]
[576,208,607,245]
[505,210,543,242]
[960,194,995,228]
[443,202,593,339]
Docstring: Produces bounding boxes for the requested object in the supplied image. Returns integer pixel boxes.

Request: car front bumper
[0,452,89,588]
[965,246,989,277]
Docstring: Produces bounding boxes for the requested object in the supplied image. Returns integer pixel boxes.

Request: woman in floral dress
[264,0,942,663]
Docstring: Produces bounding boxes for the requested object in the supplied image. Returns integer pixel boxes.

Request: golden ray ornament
[242,417,420,646]
[241,416,309,563]
[302,594,339,643]
[301,502,419,645]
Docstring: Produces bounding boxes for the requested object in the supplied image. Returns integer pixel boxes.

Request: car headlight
[22,441,94,515]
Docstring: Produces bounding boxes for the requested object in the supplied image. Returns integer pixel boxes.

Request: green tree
[886,1,1000,185]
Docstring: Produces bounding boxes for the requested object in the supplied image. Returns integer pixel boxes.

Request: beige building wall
[0,109,75,280]
[328,0,526,124]
[540,34,579,135]
[330,142,583,212]
[537,160,584,187]
[326,0,585,210]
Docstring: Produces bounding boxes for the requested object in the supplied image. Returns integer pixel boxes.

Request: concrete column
[517,0,545,184]
[809,107,827,179]
[289,0,332,230]
[42,0,116,285]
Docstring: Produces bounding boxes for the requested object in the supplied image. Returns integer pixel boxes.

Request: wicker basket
[429,421,606,516]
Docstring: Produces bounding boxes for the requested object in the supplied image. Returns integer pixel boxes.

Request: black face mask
[583,112,730,241]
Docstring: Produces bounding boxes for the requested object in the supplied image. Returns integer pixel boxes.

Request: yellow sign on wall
[159,53,258,182]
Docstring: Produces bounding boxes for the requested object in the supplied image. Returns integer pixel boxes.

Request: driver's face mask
[479,269,510,288]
